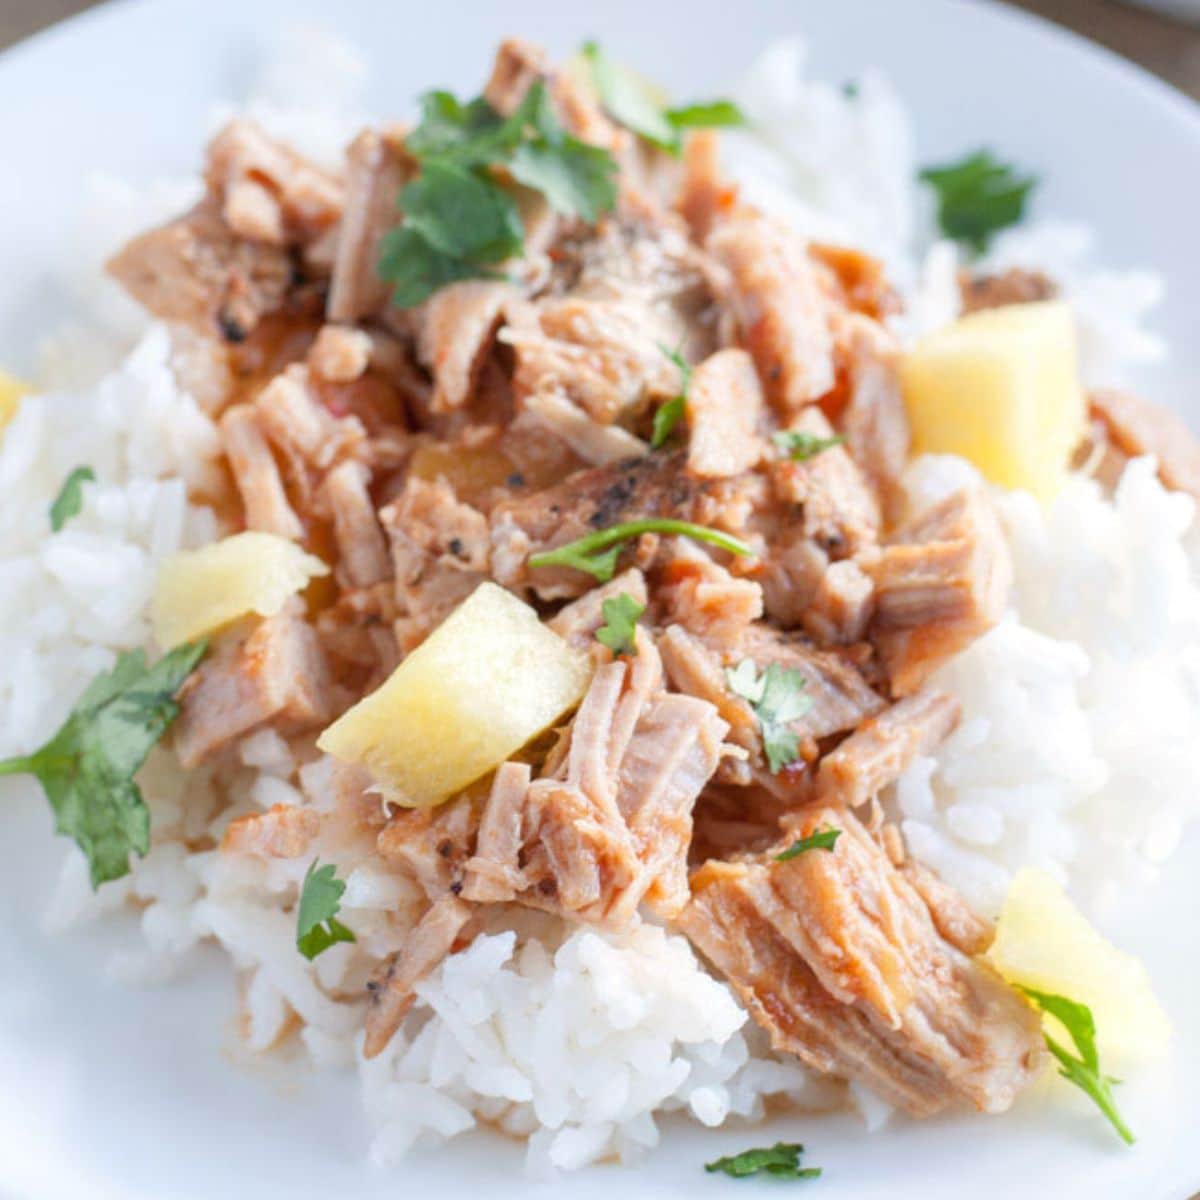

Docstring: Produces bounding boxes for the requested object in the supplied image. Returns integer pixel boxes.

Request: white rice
[2,27,1197,1177]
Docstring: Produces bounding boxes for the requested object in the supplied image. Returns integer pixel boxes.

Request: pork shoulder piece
[206,119,344,245]
[839,314,910,524]
[1089,387,1200,503]
[677,807,1044,1117]
[685,348,767,480]
[868,486,1012,696]
[363,894,475,1059]
[174,609,333,767]
[328,127,412,323]
[416,281,517,413]
[959,267,1057,315]
[218,402,304,540]
[707,211,835,414]
[817,689,961,808]
[462,632,729,922]
[322,459,392,589]
[221,803,320,859]
[107,200,297,341]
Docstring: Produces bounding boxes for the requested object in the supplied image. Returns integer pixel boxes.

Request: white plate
[0,2,1198,1198]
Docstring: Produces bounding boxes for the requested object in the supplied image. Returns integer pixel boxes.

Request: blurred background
[0,0,1198,98]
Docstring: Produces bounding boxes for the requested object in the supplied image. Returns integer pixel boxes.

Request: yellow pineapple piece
[152,531,329,649]
[989,867,1171,1064]
[0,368,30,433]
[900,300,1085,501]
[317,582,592,807]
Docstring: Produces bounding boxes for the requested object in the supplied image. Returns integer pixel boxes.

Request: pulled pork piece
[174,609,333,767]
[308,324,372,383]
[811,243,901,322]
[504,295,679,425]
[868,487,1011,696]
[483,36,546,114]
[685,348,767,479]
[219,403,303,540]
[771,407,881,557]
[707,212,835,414]
[959,267,1057,314]
[253,365,366,477]
[804,558,875,646]
[490,451,713,600]
[521,390,649,466]
[677,129,730,242]
[462,632,729,922]
[221,803,320,859]
[678,808,1044,1117]
[381,476,490,653]
[839,314,910,524]
[817,690,961,807]
[206,119,344,246]
[363,894,475,1059]
[328,127,412,323]
[656,539,764,650]
[1089,387,1200,503]
[322,460,392,589]
[108,200,297,342]
[417,281,517,413]
[900,858,995,957]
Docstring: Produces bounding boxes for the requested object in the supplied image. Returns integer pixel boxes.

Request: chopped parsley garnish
[0,641,206,887]
[772,430,846,462]
[50,465,96,532]
[775,828,842,860]
[705,1142,821,1180]
[726,659,812,773]
[595,592,645,657]
[583,42,744,154]
[919,150,1037,254]
[379,81,618,307]
[1018,986,1135,1146]
[529,519,753,583]
[296,860,357,961]
[652,343,692,449]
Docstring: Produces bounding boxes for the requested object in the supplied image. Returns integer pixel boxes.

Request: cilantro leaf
[919,150,1036,254]
[665,100,745,129]
[776,828,842,860]
[509,136,617,224]
[595,592,645,657]
[651,343,692,449]
[297,859,357,961]
[400,160,524,264]
[705,1142,821,1180]
[529,519,753,584]
[772,430,846,462]
[378,226,485,309]
[1017,986,1135,1146]
[726,659,812,772]
[406,90,508,161]
[0,641,207,887]
[50,465,96,532]
[583,41,678,151]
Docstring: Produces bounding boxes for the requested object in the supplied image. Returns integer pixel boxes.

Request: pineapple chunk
[152,531,329,648]
[989,868,1171,1064]
[317,582,592,807]
[0,368,29,434]
[900,300,1085,501]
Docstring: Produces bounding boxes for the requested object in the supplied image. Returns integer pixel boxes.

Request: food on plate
[1,28,1193,1180]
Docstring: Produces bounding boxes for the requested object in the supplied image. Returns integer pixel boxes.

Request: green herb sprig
[1018,986,1134,1146]
[775,828,842,861]
[652,344,691,449]
[0,642,206,887]
[529,519,753,584]
[595,592,645,657]
[726,659,812,772]
[379,81,618,307]
[297,860,357,961]
[772,430,845,462]
[582,42,744,154]
[919,150,1036,254]
[50,465,96,532]
[705,1142,821,1180]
